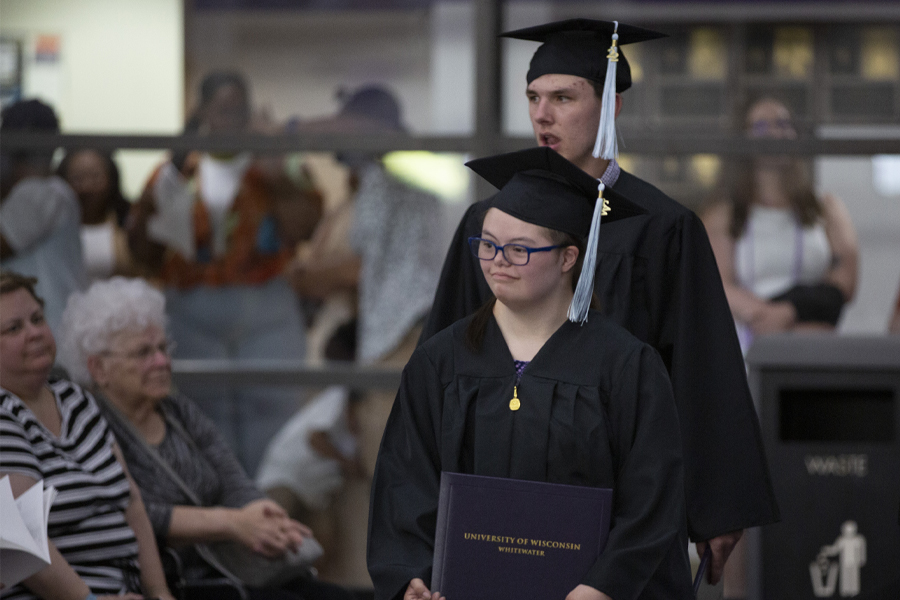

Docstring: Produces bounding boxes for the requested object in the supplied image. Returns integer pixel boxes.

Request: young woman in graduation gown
[367,148,693,600]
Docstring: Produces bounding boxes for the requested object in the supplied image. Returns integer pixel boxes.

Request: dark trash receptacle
[746,335,900,600]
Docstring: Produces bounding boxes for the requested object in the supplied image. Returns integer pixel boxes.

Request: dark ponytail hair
[465,297,497,353]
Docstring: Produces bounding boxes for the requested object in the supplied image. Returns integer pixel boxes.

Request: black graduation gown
[368,312,693,600]
[420,170,780,542]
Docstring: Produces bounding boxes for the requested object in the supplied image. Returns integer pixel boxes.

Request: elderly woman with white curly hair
[59,277,355,600]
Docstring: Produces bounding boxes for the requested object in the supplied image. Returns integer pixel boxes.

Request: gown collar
[456,312,597,384]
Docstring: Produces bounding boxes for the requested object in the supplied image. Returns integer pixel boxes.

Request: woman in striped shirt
[0,271,174,600]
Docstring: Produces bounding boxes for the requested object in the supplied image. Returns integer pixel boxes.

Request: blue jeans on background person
[165,277,307,476]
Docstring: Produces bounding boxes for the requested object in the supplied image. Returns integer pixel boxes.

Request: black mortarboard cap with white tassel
[501,19,667,161]
[593,23,620,160]
[465,147,646,324]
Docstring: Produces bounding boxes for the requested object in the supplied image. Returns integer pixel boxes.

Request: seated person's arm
[702,202,785,325]
[155,398,307,557]
[168,499,309,558]
[171,395,262,508]
[113,444,174,600]
[3,472,92,600]
[821,193,858,302]
[767,194,858,327]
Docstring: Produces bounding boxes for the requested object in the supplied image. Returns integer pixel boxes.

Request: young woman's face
[746,99,796,140]
[0,289,56,383]
[746,98,796,170]
[479,208,577,309]
[65,150,111,216]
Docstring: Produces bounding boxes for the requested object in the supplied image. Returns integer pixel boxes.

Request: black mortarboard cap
[501,18,666,92]
[466,147,645,323]
[466,146,643,237]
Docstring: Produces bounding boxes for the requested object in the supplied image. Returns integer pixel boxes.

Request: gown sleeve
[583,345,686,600]
[367,346,446,600]
[666,213,779,541]
[419,203,490,343]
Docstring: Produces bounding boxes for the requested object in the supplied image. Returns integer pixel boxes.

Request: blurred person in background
[262,85,444,588]
[702,97,859,354]
[0,99,86,338]
[58,276,355,600]
[57,149,142,282]
[127,70,324,476]
[0,270,174,600]
[288,86,443,367]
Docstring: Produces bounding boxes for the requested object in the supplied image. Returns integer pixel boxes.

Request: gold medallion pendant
[509,386,521,411]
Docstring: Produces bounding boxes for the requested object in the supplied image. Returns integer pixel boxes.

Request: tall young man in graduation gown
[420,19,780,582]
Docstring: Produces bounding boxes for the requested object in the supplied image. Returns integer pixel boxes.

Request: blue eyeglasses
[468,237,562,266]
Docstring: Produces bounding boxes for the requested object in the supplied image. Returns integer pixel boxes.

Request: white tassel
[568,181,605,324]
[592,23,619,160]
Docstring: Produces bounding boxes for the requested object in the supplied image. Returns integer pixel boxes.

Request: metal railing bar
[0,132,478,154]
[557,1,900,24]
[171,359,403,390]
[3,131,898,155]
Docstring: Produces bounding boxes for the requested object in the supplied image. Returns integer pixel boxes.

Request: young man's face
[527,74,602,173]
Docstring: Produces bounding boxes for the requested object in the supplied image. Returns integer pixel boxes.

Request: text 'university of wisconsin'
[462,532,582,551]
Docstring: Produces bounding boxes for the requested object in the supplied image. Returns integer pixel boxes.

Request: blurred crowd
[0,71,445,598]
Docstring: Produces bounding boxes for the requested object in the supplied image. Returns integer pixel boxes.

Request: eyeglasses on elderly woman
[101,340,177,363]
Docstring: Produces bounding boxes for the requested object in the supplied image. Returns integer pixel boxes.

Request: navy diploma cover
[431,472,613,599]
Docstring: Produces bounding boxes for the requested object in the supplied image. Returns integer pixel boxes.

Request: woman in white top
[703,97,858,353]
[58,149,137,283]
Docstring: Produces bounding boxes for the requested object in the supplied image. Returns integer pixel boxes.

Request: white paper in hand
[0,476,57,588]
[148,162,196,260]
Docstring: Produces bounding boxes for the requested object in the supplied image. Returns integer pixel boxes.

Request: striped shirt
[0,380,140,599]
